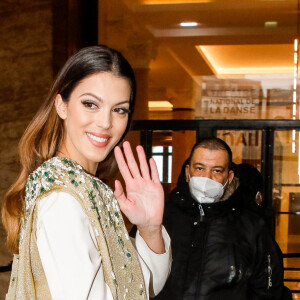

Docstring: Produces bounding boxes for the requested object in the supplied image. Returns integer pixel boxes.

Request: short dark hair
[188,138,233,169]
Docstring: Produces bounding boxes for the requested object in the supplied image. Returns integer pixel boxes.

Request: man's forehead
[191,147,229,167]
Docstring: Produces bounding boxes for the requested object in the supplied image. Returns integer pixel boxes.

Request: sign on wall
[200,78,261,119]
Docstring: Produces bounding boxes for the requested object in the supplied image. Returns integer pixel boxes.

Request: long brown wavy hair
[1,45,136,253]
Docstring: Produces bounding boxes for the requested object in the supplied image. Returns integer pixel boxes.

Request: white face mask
[188,176,228,203]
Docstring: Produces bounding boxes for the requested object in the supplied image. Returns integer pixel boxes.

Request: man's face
[185,147,234,186]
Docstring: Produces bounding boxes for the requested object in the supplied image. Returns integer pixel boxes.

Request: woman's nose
[96,109,112,129]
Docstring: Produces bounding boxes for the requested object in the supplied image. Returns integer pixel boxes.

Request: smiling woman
[54,72,131,175]
[1,45,171,300]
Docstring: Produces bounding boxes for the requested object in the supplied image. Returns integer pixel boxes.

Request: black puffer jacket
[154,176,290,300]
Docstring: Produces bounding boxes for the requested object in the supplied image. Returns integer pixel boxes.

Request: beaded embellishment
[19,157,146,300]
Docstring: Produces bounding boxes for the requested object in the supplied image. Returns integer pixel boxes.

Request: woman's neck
[55,149,98,176]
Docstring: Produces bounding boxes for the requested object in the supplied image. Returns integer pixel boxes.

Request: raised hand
[114,141,165,253]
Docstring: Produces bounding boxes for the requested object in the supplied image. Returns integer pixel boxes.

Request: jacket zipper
[198,204,205,221]
[267,254,272,289]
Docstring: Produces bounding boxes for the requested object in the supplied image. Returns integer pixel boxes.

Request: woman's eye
[113,107,130,115]
[82,101,98,109]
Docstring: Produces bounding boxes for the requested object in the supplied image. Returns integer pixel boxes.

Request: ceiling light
[196,44,295,75]
[180,22,198,27]
[294,39,298,51]
[264,21,278,28]
[148,101,173,111]
[142,0,213,4]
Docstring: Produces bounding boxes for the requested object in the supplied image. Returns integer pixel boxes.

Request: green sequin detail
[19,156,146,300]
[71,179,78,186]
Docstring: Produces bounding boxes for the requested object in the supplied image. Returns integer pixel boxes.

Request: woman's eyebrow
[115,100,130,105]
[80,92,103,101]
[79,93,130,105]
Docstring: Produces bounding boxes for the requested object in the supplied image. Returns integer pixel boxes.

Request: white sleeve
[133,227,172,298]
[36,191,113,300]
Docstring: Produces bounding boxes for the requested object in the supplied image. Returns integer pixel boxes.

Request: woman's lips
[86,132,110,147]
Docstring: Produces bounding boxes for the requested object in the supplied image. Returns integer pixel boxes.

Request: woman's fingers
[115,141,155,183]
[136,145,151,180]
[114,145,133,181]
[149,158,160,183]
[122,141,141,178]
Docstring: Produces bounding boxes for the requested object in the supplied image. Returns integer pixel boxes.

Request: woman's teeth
[87,133,108,142]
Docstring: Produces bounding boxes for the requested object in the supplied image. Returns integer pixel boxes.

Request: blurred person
[235,163,273,226]
[236,163,264,206]
[235,163,292,299]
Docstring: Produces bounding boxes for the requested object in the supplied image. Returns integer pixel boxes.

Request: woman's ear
[54,94,67,120]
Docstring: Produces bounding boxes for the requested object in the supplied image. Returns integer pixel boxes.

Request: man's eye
[214,169,222,173]
[113,107,130,115]
[195,167,203,171]
[82,101,98,109]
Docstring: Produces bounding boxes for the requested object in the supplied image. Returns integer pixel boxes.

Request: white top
[36,191,171,300]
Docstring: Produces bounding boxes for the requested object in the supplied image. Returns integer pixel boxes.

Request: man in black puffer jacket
[154,138,291,300]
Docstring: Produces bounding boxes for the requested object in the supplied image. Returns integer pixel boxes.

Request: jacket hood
[220,177,239,201]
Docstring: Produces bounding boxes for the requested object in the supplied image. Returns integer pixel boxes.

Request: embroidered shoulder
[20,157,114,247]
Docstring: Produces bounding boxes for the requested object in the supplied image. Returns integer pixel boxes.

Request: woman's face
[55,72,131,174]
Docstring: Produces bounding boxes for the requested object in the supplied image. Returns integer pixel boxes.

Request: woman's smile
[86,132,110,147]
[55,72,131,174]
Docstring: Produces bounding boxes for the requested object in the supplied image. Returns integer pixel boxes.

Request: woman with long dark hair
[2,45,171,300]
